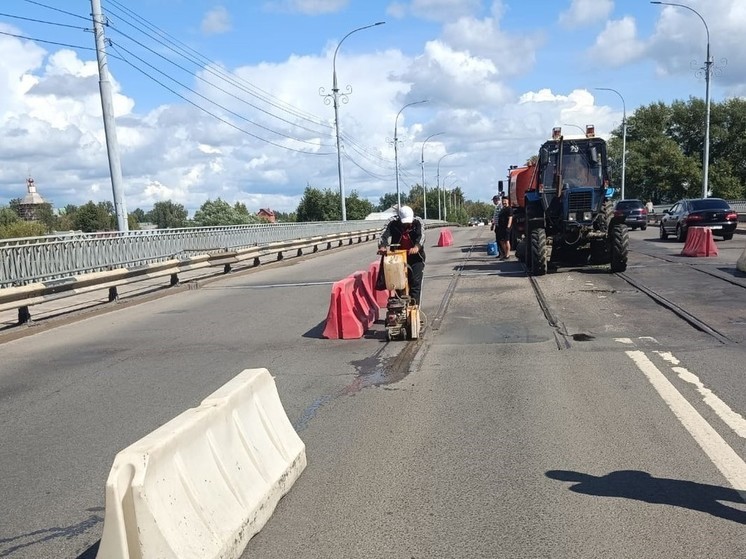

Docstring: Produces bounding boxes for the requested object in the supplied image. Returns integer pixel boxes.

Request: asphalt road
[0,225,744,558]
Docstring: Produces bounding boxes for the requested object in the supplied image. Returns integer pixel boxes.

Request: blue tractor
[522,126,629,275]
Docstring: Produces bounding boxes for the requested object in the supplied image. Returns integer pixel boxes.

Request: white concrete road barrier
[738,246,746,273]
[97,368,306,559]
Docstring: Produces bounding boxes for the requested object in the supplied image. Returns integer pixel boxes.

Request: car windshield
[690,199,730,211]
[616,201,642,210]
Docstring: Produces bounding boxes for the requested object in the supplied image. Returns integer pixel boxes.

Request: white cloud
[559,0,614,28]
[648,0,746,95]
[264,0,349,15]
[591,17,645,67]
[407,0,482,22]
[13,1,744,216]
[200,6,232,36]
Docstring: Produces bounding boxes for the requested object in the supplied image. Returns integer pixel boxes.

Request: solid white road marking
[614,338,634,345]
[626,350,746,492]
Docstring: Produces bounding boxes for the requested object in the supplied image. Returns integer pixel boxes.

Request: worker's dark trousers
[408,260,425,305]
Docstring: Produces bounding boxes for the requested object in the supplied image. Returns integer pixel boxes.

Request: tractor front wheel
[610,223,629,273]
[529,227,548,276]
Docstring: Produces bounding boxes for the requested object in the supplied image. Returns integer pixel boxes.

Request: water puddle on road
[292,353,413,432]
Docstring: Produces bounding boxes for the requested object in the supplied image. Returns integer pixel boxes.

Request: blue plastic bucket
[487,242,498,256]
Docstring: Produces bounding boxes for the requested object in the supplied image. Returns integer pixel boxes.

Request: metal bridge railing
[0,221,391,288]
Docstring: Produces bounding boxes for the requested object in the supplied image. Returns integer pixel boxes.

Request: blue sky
[1,0,743,216]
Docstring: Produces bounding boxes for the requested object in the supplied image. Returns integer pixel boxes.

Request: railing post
[17,306,31,325]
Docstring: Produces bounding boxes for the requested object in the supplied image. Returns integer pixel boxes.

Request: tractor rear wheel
[529,227,548,276]
[610,224,629,273]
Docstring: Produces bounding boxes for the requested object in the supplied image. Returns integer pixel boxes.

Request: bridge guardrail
[0,228,383,324]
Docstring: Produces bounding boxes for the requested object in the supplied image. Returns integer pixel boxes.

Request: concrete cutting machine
[381,249,420,341]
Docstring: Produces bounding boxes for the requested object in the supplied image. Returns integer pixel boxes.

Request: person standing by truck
[496,196,513,260]
[490,195,502,257]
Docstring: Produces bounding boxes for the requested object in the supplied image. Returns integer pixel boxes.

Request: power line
[0,29,96,52]
[0,11,88,30]
[103,0,330,129]
[22,0,90,22]
[111,41,330,148]
[105,22,331,138]
[109,43,334,156]
[342,151,395,181]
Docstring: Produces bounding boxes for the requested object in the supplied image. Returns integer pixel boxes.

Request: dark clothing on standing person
[496,205,513,241]
[378,216,426,305]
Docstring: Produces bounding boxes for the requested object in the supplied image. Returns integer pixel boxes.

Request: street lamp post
[420,132,443,221]
[394,100,428,210]
[320,22,385,221]
[651,1,711,198]
[561,123,586,135]
[443,173,459,219]
[436,153,455,221]
[594,87,627,199]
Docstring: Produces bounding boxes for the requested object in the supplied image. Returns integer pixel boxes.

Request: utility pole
[321,22,385,221]
[91,0,128,231]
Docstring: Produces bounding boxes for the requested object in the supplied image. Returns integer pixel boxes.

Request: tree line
[605,97,746,203]
[0,181,492,239]
[12,95,737,238]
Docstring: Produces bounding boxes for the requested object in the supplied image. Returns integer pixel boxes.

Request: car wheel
[676,225,687,243]
[722,234,733,241]
[641,224,647,231]
[659,223,668,240]
[630,226,637,231]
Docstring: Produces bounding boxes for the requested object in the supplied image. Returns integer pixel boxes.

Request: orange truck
[505,162,537,251]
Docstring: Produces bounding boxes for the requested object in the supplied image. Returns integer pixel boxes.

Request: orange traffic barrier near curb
[437,229,453,247]
[681,227,718,257]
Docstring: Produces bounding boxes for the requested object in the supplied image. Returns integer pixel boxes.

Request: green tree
[609,98,746,201]
[0,207,20,226]
[8,198,22,217]
[0,220,46,239]
[34,203,56,232]
[127,214,140,230]
[148,200,188,228]
[296,186,341,221]
[272,211,296,222]
[193,198,255,226]
[344,191,375,220]
[131,208,147,223]
[376,193,399,212]
[73,201,114,232]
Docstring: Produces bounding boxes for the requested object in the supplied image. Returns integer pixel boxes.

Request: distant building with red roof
[257,208,276,222]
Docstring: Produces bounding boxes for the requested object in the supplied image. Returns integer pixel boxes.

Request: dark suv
[614,199,648,230]
[659,198,738,242]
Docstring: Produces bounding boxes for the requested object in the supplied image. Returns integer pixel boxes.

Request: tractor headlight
[583,212,592,221]
[567,214,576,222]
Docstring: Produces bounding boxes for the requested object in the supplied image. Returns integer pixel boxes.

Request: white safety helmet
[398,205,414,224]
